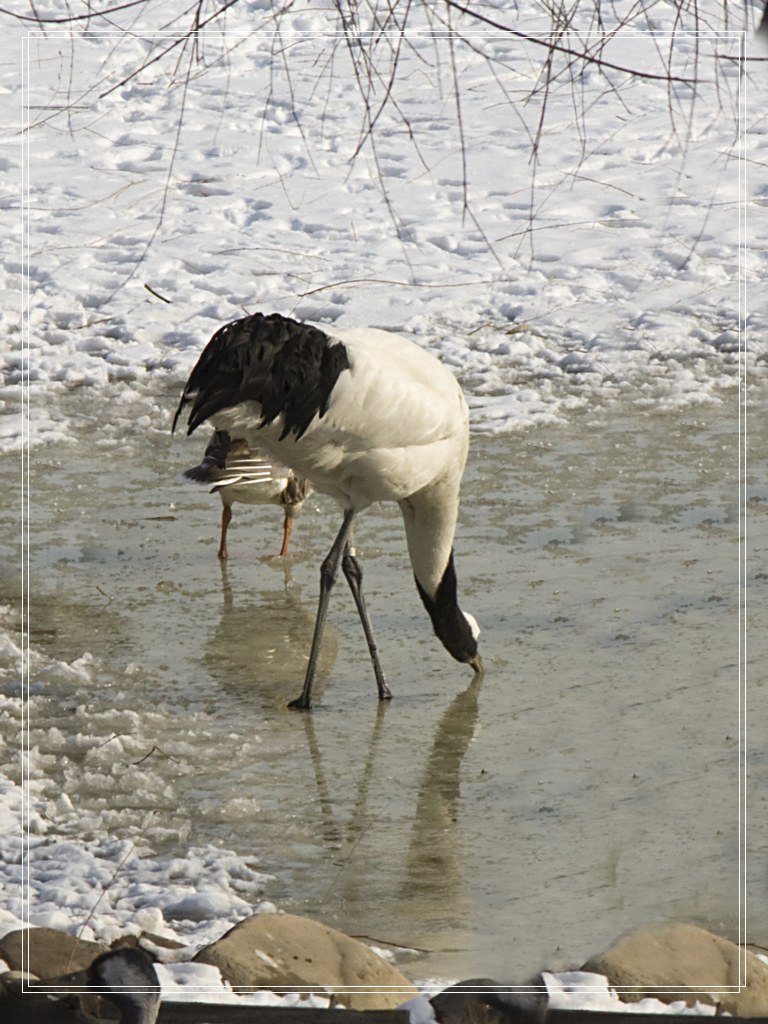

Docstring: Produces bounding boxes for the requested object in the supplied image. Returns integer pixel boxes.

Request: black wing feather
[172,313,350,440]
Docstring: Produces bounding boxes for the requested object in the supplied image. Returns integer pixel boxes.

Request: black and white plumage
[86,948,161,1024]
[173,311,482,708]
[184,430,311,558]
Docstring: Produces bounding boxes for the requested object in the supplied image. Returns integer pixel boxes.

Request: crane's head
[414,554,483,674]
[462,611,484,674]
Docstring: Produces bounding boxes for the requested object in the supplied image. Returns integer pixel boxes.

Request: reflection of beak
[280,512,293,557]
[470,653,484,675]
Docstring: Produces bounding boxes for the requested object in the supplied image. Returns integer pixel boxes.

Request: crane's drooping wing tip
[171,393,189,435]
[172,397,202,437]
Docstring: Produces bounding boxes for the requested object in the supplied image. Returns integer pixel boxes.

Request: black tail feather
[173,313,349,440]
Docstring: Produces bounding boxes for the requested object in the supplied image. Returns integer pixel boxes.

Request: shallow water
[4,393,766,981]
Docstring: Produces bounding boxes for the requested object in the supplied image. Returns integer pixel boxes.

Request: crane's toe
[288,694,312,711]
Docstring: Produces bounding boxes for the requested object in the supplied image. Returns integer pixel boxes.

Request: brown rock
[0,927,108,980]
[0,970,39,996]
[110,930,186,952]
[431,978,546,1024]
[583,922,768,1016]
[194,911,418,1010]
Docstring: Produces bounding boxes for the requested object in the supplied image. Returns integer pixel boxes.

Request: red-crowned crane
[183,430,311,558]
[173,312,482,709]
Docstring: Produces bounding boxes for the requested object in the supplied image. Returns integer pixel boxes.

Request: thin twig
[132,745,182,766]
[143,283,172,303]
[440,0,704,85]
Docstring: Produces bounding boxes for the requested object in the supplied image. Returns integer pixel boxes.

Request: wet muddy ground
[4,394,765,980]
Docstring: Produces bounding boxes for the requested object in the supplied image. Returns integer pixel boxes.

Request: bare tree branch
[14,0,756,294]
[440,0,704,85]
[0,0,151,23]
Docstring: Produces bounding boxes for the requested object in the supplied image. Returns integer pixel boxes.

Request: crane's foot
[288,694,312,710]
[378,682,393,701]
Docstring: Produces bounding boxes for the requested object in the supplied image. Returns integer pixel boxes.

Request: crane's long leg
[279,512,293,557]
[288,509,356,710]
[342,545,392,701]
[218,504,233,560]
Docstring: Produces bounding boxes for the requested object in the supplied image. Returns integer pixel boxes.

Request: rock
[1,968,82,1024]
[0,927,109,980]
[110,930,186,952]
[194,911,418,1010]
[431,978,502,1024]
[0,970,39,996]
[431,978,547,1024]
[582,922,768,1016]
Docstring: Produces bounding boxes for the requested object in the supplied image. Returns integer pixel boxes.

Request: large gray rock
[194,911,418,1010]
[0,927,108,979]
[583,922,768,1016]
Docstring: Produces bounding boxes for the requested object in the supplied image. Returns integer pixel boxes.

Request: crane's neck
[414,551,478,664]
[399,486,456,596]
[399,479,478,666]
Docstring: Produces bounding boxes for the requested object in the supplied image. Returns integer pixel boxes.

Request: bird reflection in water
[301,700,390,854]
[298,670,484,941]
[401,669,484,905]
[203,560,338,708]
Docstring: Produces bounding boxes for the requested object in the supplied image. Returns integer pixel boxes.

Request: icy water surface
[4,394,766,981]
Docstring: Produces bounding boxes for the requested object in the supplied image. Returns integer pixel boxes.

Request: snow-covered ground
[2,0,766,1008]
[5,0,765,455]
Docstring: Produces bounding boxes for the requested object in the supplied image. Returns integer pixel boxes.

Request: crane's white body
[208,327,470,594]
[175,314,481,706]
